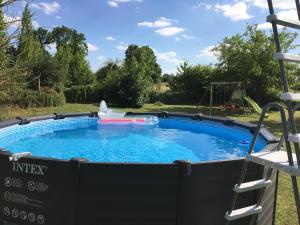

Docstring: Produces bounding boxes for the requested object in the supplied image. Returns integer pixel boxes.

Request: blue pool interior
[0,117,268,163]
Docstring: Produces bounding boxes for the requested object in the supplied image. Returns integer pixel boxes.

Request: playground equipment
[205,82,246,116]
[243,96,269,117]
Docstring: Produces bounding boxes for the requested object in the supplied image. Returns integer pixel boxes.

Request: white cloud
[258,9,299,29]
[215,2,253,21]
[107,1,118,7]
[5,13,39,29]
[47,43,57,55]
[243,0,295,10]
[4,14,21,28]
[192,3,213,10]
[156,51,183,65]
[256,22,285,30]
[196,45,217,61]
[257,22,272,30]
[105,36,116,41]
[96,56,105,60]
[32,20,39,29]
[277,9,298,20]
[31,2,60,15]
[114,0,142,2]
[182,34,195,39]
[137,17,192,39]
[156,26,185,36]
[55,15,62,19]
[107,0,142,7]
[87,43,98,52]
[138,17,173,28]
[116,42,128,51]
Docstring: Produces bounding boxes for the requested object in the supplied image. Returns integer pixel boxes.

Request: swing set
[197,82,247,116]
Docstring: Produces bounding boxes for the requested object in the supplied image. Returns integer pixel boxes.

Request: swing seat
[224,102,238,110]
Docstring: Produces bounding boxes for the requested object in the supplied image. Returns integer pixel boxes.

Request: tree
[119,44,162,107]
[169,61,215,100]
[34,27,52,49]
[0,0,28,104]
[17,4,45,90]
[95,60,123,101]
[52,26,93,87]
[0,0,7,62]
[213,25,300,104]
[95,60,120,82]
[162,73,175,83]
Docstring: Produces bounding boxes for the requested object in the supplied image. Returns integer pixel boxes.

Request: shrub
[14,88,65,108]
[158,91,198,105]
[260,89,281,105]
[64,85,103,103]
[0,106,8,121]
[148,91,160,103]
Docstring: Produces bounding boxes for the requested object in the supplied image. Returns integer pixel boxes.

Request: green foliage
[52,26,94,87]
[0,1,28,103]
[169,62,215,100]
[33,55,65,90]
[95,60,123,102]
[0,3,98,109]
[118,45,162,107]
[34,27,52,48]
[17,4,46,90]
[64,85,102,103]
[162,73,175,83]
[0,0,6,61]
[14,88,65,108]
[213,25,299,104]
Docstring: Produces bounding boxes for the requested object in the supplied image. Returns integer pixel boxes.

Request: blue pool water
[0,117,268,163]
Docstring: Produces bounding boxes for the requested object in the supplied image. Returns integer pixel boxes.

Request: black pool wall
[0,151,277,225]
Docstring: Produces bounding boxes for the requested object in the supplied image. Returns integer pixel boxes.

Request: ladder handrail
[226,103,286,218]
[267,0,300,168]
[246,102,288,155]
[295,0,300,21]
[277,103,300,150]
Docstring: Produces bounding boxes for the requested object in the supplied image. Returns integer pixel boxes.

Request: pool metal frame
[0,112,279,225]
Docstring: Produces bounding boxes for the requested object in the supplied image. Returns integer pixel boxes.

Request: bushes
[260,89,281,105]
[0,106,8,121]
[14,88,65,108]
[148,91,198,105]
[64,85,103,103]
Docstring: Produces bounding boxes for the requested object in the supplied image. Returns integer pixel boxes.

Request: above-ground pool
[0,112,278,225]
[0,115,268,163]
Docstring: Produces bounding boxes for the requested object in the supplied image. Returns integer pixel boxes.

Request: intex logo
[12,162,48,176]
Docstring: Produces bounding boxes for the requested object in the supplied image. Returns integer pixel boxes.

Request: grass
[1,103,299,225]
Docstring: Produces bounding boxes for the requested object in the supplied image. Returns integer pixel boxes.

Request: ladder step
[289,134,300,143]
[233,179,272,193]
[267,14,300,29]
[280,92,300,101]
[246,151,300,176]
[225,205,262,221]
[273,53,300,63]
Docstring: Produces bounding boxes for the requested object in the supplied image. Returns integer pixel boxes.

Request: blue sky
[5,0,299,73]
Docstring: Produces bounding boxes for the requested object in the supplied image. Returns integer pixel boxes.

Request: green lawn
[1,103,299,225]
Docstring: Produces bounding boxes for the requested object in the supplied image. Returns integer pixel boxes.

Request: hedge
[14,88,65,108]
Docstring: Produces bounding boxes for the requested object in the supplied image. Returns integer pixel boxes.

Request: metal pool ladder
[225,0,300,224]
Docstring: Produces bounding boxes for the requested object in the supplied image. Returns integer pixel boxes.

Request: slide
[244,96,269,117]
